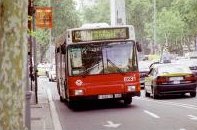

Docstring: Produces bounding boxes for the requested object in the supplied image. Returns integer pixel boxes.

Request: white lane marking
[47,89,63,130]
[103,121,121,128]
[188,115,197,120]
[144,110,160,119]
[180,128,186,130]
[134,97,197,110]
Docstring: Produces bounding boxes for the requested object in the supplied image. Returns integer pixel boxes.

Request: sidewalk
[30,82,54,130]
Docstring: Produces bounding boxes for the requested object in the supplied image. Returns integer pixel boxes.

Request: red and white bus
[55,25,141,106]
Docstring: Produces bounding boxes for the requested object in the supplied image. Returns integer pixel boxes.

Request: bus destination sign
[72,27,129,42]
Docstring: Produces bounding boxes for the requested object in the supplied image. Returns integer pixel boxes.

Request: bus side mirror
[61,43,66,54]
[136,41,142,52]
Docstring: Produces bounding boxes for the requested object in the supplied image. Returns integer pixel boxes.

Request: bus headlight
[74,90,84,96]
[127,85,136,92]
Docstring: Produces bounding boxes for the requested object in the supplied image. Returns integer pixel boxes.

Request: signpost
[35,7,52,28]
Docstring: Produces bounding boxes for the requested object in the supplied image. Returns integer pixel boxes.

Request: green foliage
[126,0,152,42]
[32,0,80,62]
[125,0,197,54]
[33,0,197,55]
[34,29,50,45]
[52,0,81,37]
[157,9,185,44]
[173,0,197,36]
[81,0,110,24]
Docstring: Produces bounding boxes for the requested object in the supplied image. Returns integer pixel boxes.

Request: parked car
[37,63,46,77]
[144,63,197,99]
[48,65,56,82]
[45,63,52,77]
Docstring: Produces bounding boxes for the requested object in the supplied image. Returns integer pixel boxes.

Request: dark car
[144,63,197,99]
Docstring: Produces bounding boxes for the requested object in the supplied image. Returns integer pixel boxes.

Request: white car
[48,65,56,82]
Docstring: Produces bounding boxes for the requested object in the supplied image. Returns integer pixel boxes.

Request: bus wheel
[190,92,196,97]
[145,90,150,97]
[60,95,65,102]
[67,100,76,108]
[124,97,132,105]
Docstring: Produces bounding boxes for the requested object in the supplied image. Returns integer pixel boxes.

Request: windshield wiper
[107,58,125,74]
[79,67,91,77]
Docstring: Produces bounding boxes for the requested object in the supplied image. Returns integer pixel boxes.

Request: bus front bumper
[69,91,141,101]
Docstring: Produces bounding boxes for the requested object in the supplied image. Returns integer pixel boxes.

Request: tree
[32,0,80,62]
[0,0,28,129]
[81,0,110,24]
[126,0,152,54]
[126,0,197,54]
[173,0,197,51]
[156,9,185,45]
[52,0,81,37]
[34,29,50,63]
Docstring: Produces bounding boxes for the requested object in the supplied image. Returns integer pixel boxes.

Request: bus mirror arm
[61,43,66,54]
[136,41,142,52]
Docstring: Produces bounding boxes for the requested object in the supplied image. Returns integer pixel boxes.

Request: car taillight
[156,76,169,85]
[184,75,196,82]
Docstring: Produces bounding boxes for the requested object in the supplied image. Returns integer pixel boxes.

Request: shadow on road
[64,100,138,112]
[154,93,194,100]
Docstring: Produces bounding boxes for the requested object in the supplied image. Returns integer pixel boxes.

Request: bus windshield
[68,41,138,76]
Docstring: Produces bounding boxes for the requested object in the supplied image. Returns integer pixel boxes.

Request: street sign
[35,7,52,28]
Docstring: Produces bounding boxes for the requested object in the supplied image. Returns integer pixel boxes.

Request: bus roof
[66,25,135,44]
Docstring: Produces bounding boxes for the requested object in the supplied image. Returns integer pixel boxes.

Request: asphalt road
[40,77,197,130]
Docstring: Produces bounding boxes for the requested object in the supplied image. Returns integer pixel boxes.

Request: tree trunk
[195,35,197,51]
[0,0,28,130]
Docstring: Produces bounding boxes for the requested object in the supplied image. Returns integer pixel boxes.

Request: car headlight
[74,90,84,96]
[127,85,136,92]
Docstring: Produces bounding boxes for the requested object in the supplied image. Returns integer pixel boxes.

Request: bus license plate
[98,94,113,99]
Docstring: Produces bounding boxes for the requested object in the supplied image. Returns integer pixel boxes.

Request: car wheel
[60,95,65,102]
[67,100,77,108]
[190,92,196,97]
[152,88,159,99]
[145,90,150,97]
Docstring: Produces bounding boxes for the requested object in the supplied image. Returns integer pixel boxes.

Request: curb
[46,89,63,130]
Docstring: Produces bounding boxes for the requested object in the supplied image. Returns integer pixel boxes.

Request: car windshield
[68,41,137,76]
[158,64,192,74]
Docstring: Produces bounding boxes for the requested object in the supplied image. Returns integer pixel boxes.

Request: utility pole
[32,4,38,104]
[28,0,34,91]
[110,0,126,26]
